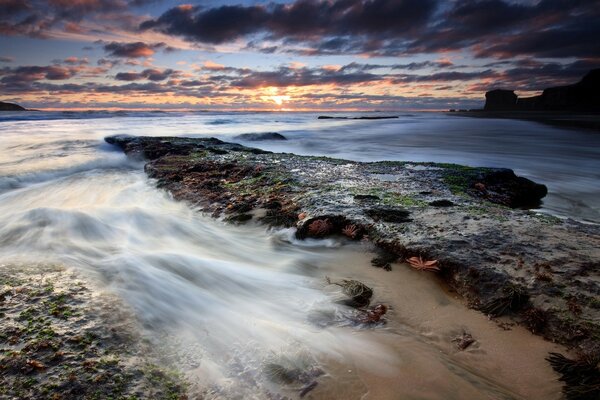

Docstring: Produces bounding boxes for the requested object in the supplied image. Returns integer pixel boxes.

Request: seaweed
[547,352,600,400]
[479,283,529,317]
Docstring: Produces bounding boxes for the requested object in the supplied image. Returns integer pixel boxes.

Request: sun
[260,87,291,107]
[270,95,290,106]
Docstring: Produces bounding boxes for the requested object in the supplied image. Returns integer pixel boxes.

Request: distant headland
[450,69,600,130]
[0,101,27,111]
[484,69,599,112]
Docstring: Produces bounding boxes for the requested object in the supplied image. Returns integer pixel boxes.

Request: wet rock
[452,332,475,350]
[235,132,287,141]
[469,169,548,208]
[327,277,373,308]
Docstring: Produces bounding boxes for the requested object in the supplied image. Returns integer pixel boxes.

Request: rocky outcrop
[468,169,548,208]
[484,89,517,111]
[484,69,600,112]
[106,135,600,352]
[0,101,26,111]
[235,132,287,141]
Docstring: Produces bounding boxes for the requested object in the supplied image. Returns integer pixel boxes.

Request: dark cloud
[0,56,14,63]
[115,68,178,81]
[102,41,167,58]
[410,0,600,59]
[0,0,154,37]
[141,0,600,60]
[141,0,437,44]
[226,65,381,88]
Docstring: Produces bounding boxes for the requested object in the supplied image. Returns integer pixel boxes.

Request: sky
[0,0,598,111]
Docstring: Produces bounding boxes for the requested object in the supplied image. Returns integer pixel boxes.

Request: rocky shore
[0,264,188,399]
[100,134,600,399]
[105,135,600,355]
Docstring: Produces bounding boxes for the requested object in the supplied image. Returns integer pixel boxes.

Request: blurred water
[0,111,582,398]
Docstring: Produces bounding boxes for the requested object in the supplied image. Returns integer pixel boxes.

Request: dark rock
[366,206,411,223]
[484,89,517,111]
[0,101,26,111]
[235,132,287,141]
[429,199,455,207]
[469,169,548,208]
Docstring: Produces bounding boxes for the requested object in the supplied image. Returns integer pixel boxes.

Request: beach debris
[452,332,475,350]
[479,283,529,317]
[546,352,600,400]
[407,256,440,272]
[298,212,307,220]
[357,304,388,324]
[326,277,373,308]
[307,218,333,237]
[341,224,359,239]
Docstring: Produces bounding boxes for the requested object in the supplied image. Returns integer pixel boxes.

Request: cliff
[484,69,600,112]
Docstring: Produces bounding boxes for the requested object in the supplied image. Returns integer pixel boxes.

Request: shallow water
[0,111,578,398]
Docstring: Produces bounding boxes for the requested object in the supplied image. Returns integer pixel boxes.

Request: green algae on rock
[0,264,188,400]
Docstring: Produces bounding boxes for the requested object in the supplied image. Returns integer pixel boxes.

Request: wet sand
[309,245,565,400]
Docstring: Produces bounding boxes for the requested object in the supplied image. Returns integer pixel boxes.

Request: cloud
[102,41,167,58]
[0,56,14,63]
[0,0,151,38]
[62,56,89,65]
[115,68,178,81]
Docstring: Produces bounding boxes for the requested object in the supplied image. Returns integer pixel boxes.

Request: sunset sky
[1,0,598,111]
